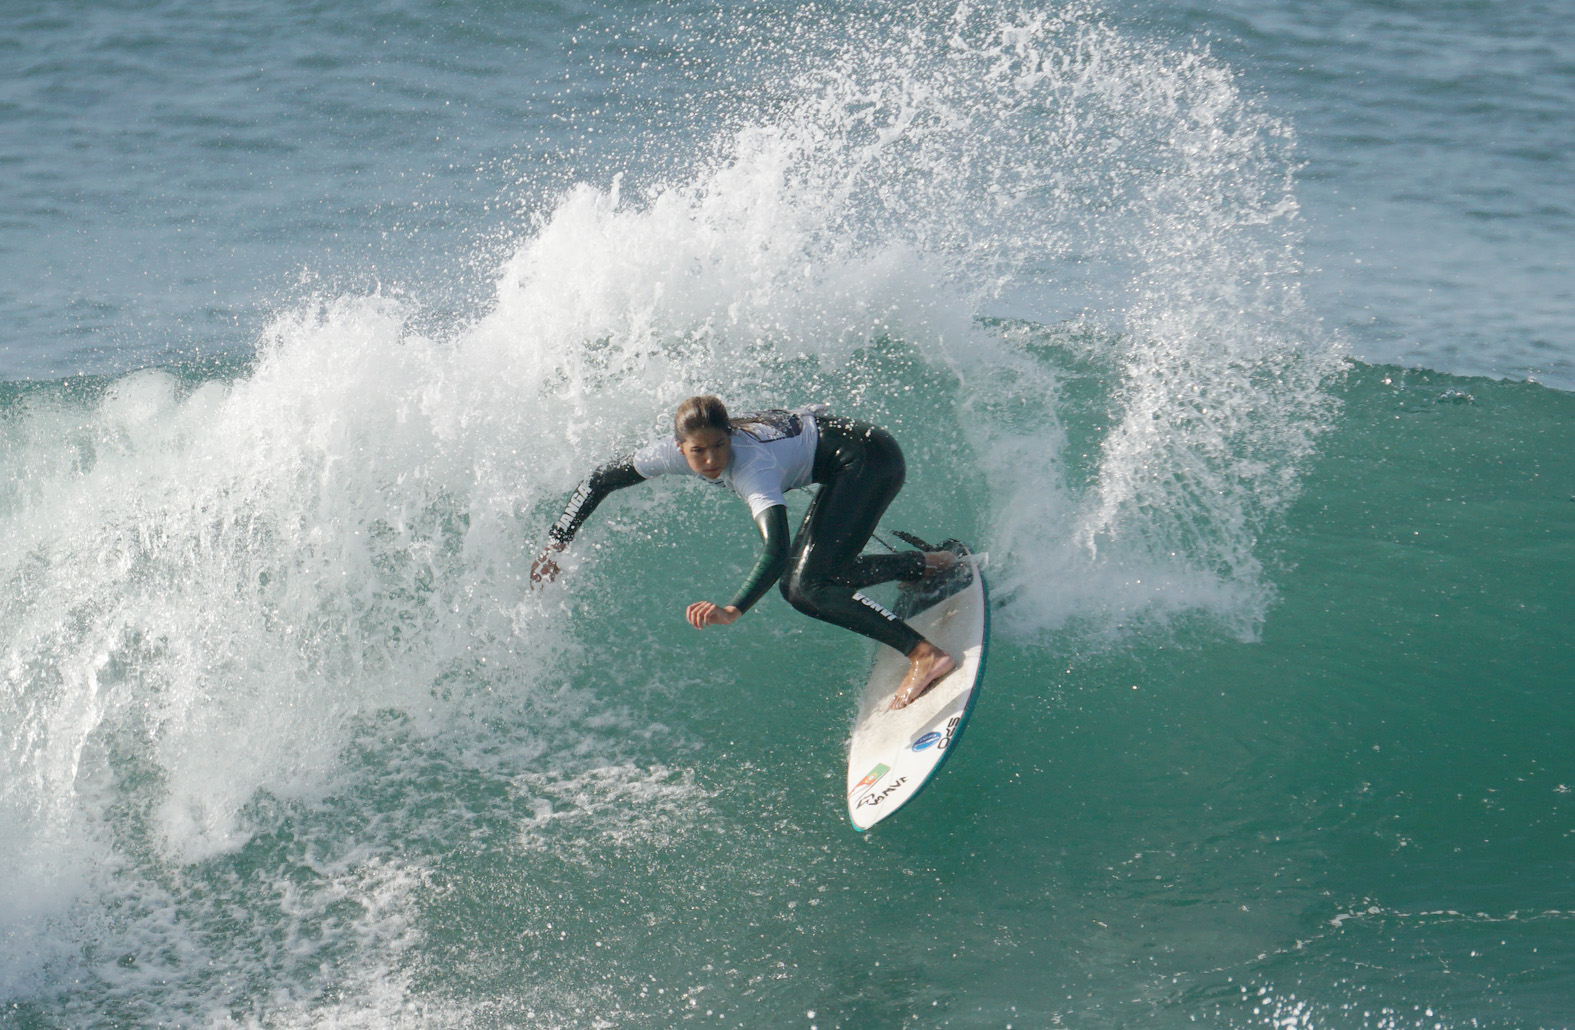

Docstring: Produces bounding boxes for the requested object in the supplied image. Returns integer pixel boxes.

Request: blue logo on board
[911,731,942,752]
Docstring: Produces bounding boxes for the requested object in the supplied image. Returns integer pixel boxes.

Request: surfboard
[845,545,989,831]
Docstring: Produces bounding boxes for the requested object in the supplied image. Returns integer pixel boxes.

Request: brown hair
[673,395,731,441]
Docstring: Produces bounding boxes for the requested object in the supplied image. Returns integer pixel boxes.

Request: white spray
[0,2,1340,1021]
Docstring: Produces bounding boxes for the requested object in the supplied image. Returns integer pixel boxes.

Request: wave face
[6,3,1570,1029]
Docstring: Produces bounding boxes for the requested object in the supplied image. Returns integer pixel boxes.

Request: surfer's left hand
[686,602,741,629]
[529,543,563,587]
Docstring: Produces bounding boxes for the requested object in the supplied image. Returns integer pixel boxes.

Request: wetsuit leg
[835,551,926,590]
[778,418,928,655]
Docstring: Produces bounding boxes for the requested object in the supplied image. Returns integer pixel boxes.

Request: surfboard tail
[893,541,977,621]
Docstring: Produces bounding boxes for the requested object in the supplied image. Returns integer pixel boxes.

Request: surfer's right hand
[529,544,562,587]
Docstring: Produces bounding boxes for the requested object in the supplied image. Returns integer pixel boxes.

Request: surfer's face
[679,428,730,479]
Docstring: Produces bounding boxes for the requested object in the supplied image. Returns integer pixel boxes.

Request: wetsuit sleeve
[547,457,645,546]
[726,504,790,614]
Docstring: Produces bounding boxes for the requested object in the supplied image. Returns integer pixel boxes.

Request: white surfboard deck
[846,547,989,831]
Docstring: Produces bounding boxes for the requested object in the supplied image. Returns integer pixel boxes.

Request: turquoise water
[3,3,1573,1028]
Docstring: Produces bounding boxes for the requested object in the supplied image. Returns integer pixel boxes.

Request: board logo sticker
[849,763,890,800]
[911,731,943,752]
[856,777,909,809]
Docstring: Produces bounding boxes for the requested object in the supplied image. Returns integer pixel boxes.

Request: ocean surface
[2,2,1572,1028]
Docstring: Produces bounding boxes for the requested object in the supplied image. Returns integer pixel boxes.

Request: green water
[285,365,1575,1028]
[506,363,1574,1029]
[5,352,1573,1029]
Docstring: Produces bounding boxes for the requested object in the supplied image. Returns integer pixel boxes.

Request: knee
[778,571,822,618]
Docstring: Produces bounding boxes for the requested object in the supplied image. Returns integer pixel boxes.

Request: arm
[686,504,790,628]
[728,504,790,613]
[532,457,645,583]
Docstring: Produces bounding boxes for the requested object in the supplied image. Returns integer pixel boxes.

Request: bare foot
[890,643,956,710]
[920,551,958,579]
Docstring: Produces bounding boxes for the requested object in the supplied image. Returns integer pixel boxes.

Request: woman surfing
[531,396,957,710]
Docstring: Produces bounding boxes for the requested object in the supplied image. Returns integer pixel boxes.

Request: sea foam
[1,2,1341,1022]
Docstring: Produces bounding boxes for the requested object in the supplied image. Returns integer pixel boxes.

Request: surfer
[532,396,956,709]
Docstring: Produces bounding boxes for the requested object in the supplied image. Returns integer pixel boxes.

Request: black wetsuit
[546,412,928,655]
